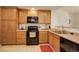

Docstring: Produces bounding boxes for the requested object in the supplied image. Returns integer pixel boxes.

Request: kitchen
[0,6,79,52]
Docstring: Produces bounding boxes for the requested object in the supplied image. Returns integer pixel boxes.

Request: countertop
[17,29,79,44]
[17,29,49,31]
[49,30,79,44]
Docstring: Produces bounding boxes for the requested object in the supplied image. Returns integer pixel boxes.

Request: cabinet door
[0,7,1,20]
[38,10,51,24]
[38,10,45,23]
[49,32,53,46]
[1,21,16,44]
[17,31,26,44]
[0,21,1,44]
[28,9,38,16]
[1,21,16,32]
[19,9,28,24]
[0,7,1,44]
[53,37,60,52]
[2,7,17,21]
[39,31,48,43]
[2,32,16,44]
[44,11,51,24]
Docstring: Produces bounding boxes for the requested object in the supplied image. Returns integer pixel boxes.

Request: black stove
[27,26,39,45]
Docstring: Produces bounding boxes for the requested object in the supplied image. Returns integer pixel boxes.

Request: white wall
[69,13,79,29]
[51,9,70,29]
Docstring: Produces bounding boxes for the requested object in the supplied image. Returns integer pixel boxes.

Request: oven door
[29,32,36,38]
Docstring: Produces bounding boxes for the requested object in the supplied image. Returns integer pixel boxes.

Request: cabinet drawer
[17,31,26,39]
[17,38,26,44]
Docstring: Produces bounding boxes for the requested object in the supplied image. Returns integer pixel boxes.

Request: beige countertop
[17,29,79,44]
[49,30,79,44]
[17,30,26,31]
[17,29,49,31]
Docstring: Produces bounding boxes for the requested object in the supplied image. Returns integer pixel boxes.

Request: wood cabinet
[28,9,38,16]
[39,31,48,43]
[17,31,26,44]
[1,32,16,44]
[1,21,16,32]
[48,32,53,46]
[19,9,28,24]
[1,7,17,45]
[18,9,51,24]
[38,10,51,24]
[1,21,16,44]
[48,32,60,52]
[0,7,1,44]
[2,7,17,21]
[0,7,1,20]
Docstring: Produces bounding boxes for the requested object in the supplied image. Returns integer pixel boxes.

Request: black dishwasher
[60,37,79,52]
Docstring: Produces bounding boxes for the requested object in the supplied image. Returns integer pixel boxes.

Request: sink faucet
[61,24,64,34]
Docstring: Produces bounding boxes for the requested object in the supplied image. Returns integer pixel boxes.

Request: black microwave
[27,16,38,23]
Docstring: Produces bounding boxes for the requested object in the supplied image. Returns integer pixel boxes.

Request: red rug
[40,44,54,52]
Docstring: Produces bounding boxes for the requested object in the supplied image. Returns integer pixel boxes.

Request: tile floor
[0,45,41,52]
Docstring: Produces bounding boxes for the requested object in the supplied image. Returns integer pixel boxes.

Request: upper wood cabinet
[38,10,51,24]
[18,9,51,24]
[39,31,48,43]
[28,9,38,16]
[19,9,28,24]
[2,7,17,21]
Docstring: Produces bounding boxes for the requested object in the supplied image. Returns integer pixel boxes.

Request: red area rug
[40,44,54,52]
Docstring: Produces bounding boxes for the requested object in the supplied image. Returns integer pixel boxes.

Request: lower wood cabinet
[49,32,53,46]
[1,32,16,44]
[39,31,48,43]
[48,32,60,52]
[17,31,26,44]
[0,7,1,44]
[0,21,1,44]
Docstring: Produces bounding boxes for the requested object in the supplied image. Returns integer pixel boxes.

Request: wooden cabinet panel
[1,21,16,44]
[1,7,17,45]
[39,31,48,43]
[0,7,1,44]
[1,21,16,32]
[0,21,1,44]
[44,11,51,24]
[38,10,45,23]
[48,32,60,52]
[2,7,17,21]
[1,32,16,44]
[48,32,53,46]
[53,37,60,52]
[28,9,38,16]
[38,10,51,24]
[19,9,28,24]
[0,7,1,20]
[17,31,26,44]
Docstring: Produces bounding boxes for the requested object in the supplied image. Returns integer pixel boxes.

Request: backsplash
[18,24,50,30]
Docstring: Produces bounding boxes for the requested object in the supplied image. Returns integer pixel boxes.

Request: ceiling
[17,6,62,10]
[59,6,79,13]
[17,6,79,13]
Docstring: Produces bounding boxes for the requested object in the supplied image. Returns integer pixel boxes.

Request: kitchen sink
[53,30,71,34]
